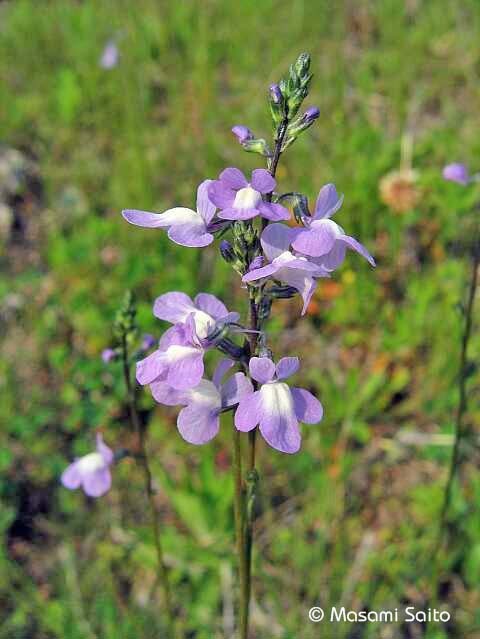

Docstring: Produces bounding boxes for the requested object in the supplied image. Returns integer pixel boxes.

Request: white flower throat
[77,452,105,473]
[193,310,216,339]
[233,185,262,210]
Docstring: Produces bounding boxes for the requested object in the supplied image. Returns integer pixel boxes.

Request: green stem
[121,334,176,637]
[233,427,248,639]
[437,236,479,544]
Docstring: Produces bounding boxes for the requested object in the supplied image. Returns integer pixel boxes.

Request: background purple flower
[243,223,328,314]
[122,180,216,247]
[291,183,375,271]
[208,168,290,222]
[141,334,156,351]
[151,359,253,445]
[235,356,323,454]
[101,348,116,363]
[61,433,114,497]
[100,41,119,69]
[442,163,470,185]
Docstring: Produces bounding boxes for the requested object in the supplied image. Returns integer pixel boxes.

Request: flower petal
[249,357,276,383]
[136,350,167,385]
[257,202,290,221]
[276,357,300,380]
[159,324,189,349]
[313,241,346,271]
[153,292,195,324]
[340,235,376,267]
[291,220,338,257]
[168,224,213,247]
[313,184,344,220]
[96,433,113,465]
[166,348,204,390]
[260,223,294,261]
[212,358,235,388]
[83,468,112,497]
[219,167,248,190]
[186,379,221,406]
[196,179,216,224]
[218,207,259,221]
[122,209,171,228]
[177,405,220,445]
[235,390,262,432]
[221,372,254,407]
[194,293,229,320]
[250,169,276,193]
[258,382,301,454]
[208,180,236,208]
[61,461,82,490]
[150,380,187,405]
[242,262,280,283]
[291,387,323,423]
[275,267,317,315]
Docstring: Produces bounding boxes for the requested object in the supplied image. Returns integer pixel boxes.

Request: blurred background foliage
[1,0,480,637]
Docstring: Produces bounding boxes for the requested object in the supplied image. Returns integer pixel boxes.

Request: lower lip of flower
[233,185,262,210]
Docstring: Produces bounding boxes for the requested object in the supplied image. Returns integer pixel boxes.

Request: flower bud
[294,52,311,78]
[269,83,285,126]
[270,83,283,103]
[232,125,254,144]
[220,240,236,263]
[302,106,320,123]
[241,138,272,157]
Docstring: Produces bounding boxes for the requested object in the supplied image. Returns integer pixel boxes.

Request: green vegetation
[1,1,479,637]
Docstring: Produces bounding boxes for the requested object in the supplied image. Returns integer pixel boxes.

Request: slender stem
[232,427,248,639]
[438,234,479,544]
[267,117,289,188]
[121,334,176,636]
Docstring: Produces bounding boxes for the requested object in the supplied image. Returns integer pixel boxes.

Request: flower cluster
[62,53,376,496]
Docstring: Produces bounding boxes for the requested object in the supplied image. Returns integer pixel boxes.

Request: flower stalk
[438,225,479,542]
[117,295,176,637]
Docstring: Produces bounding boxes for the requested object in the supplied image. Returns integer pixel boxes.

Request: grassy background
[1,0,480,637]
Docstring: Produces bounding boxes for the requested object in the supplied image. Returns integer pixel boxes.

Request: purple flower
[208,168,290,222]
[141,334,156,351]
[291,184,375,271]
[151,360,253,445]
[442,163,470,185]
[243,223,328,315]
[100,41,119,70]
[122,180,216,247]
[61,433,114,497]
[232,126,254,144]
[136,292,239,391]
[101,348,116,363]
[235,357,323,454]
